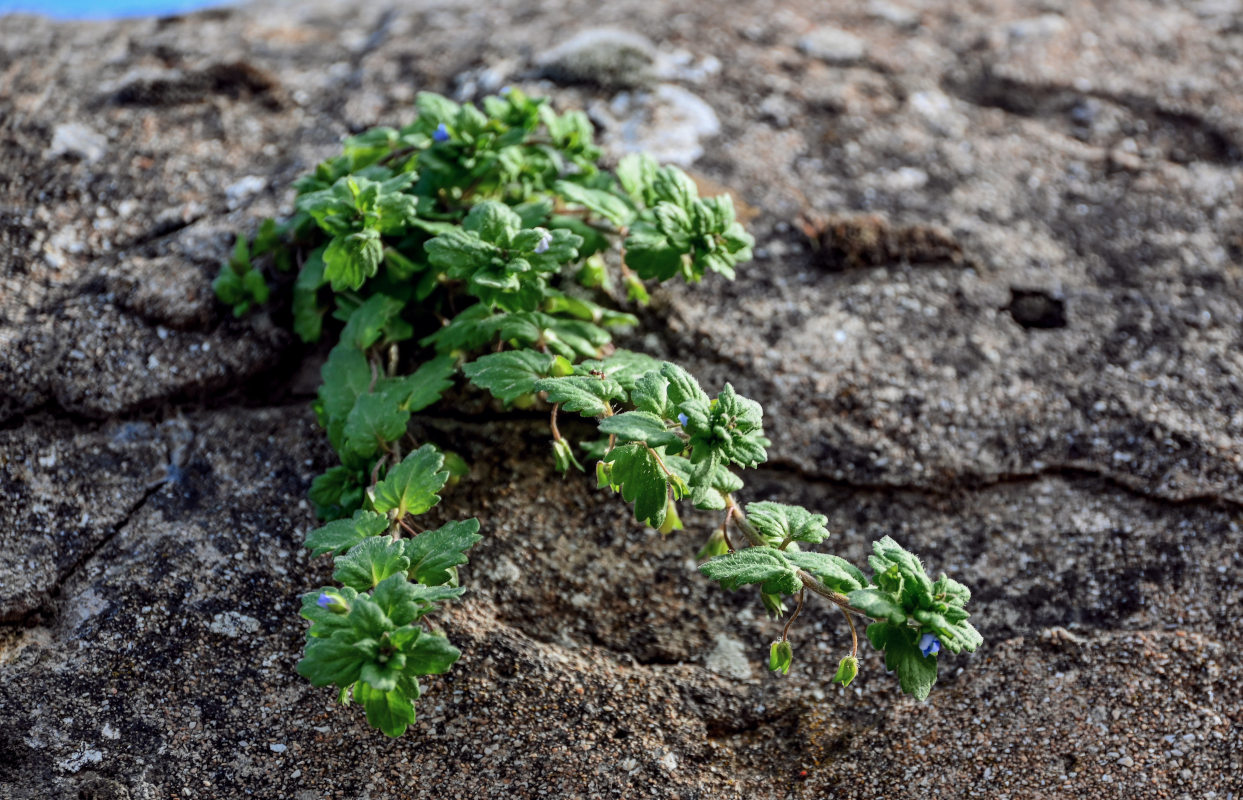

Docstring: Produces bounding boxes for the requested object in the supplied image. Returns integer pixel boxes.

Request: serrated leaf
[630,370,672,418]
[370,573,422,627]
[533,375,625,417]
[292,246,328,342]
[868,535,935,608]
[867,621,938,701]
[334,537,412,591]
[784,551,867,594]
[306,510,390,557]
[624,222,683,281]
[424,228,497,276]
[848,588,907,625]
[372,444,449,518]
[402,630,461,675]
[343,393,410,461]
[575,350,662,392]
[697,546,802,596]
[745,502,830,545]
[297,633,366,688]
[602,443,669,528]
[598,411,683,449]
[403,519,482,586]
[553,180,635,228]
[319,345,372,429]
[341,293,412,350]
[463,350,557,404]
[309,465,366,521]
[378,355,457,414]
[356,681,417,738]
[324,229,384,291]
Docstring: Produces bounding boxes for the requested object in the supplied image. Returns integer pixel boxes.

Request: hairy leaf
[371,444,449,518]
[698,546,802,596]
[403,519,483,586]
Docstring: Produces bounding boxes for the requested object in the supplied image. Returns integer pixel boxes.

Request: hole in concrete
[1007,289,1067,329]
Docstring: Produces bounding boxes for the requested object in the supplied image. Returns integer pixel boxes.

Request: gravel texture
[1,0,1241,797]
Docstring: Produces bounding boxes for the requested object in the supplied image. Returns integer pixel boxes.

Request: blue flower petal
[433,123,450,142]
[918,632,941,657]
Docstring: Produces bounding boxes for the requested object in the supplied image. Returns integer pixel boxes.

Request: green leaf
[745,502,830,545]
[624,222,684,281]
[698,546,802,596]
[324,229,384,291]
[601,443,669,528]
[784,551,868,594]
[378,355,457,414]
[630,370,672,418]
[575,350,662,392]
[424,228,496,276]
[292,247,328,342]
[341,294,412,350]
[462,201,521,243]
[318,345,373,452]
[370,573,423,626]
[615,152,659,206]
[306,510,390,557]
[553,180,635,228]
[402,630,461,675]
[463,351,557,404]
[334,537,412,591]
[598,411,684,450]
[309,466,366,520]
[868,536,935,607]
[533,375,625,417]
[371,444,449,518]
[848,588,907,625]
[356,681,417,738]
[867,622,938,701]
[343,393,410,461]
[403,518,482,586]
[298,633,366,688]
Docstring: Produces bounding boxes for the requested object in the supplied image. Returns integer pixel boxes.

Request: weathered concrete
[1,0,1241,797]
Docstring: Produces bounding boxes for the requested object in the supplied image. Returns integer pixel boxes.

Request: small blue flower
[677,413,689,427]
[533,231,552,254]
[918,633,941,657]
[317,591,349,613]
[499,85,513,96]
[433,123,450,143]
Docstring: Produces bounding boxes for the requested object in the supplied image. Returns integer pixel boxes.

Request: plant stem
[781,588,805,642]
[724,494,872,619]
[550,403,563,442]
[840,605,859,658]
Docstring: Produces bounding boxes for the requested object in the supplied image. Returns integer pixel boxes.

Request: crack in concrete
[759,458,1243,513]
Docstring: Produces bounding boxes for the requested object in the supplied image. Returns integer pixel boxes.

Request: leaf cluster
[297,445,481,737]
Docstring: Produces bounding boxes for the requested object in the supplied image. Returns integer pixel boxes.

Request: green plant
[217,89,981,737]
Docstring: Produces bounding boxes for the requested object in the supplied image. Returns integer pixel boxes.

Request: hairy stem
[781,588,805,642]
[724,494,872,619]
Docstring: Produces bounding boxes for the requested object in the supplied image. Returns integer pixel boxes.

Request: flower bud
[769,640,794,675]
[316,591,350,614]
[697,528,730,560]
[760,591,787,619]
[833,655,858,687]
[624,273,650,304]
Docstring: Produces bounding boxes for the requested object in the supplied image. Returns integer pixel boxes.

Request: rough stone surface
[1,1,1242,798]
